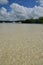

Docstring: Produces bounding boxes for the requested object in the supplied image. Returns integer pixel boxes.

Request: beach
[0,24,43,65]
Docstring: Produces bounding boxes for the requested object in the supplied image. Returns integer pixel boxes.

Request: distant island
[0,17,43,24]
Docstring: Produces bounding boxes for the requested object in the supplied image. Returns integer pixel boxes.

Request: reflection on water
[0,23,43,65]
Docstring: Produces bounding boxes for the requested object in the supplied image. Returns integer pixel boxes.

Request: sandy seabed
[0,24,43,65]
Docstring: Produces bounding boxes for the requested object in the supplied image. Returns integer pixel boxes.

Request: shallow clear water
[0,23,43,65]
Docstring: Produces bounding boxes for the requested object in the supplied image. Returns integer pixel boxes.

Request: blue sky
[9,0,38,7]
[0,0,39,11]
[0,0,43,21]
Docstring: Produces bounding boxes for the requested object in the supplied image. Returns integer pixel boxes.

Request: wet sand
[0,24,43,65]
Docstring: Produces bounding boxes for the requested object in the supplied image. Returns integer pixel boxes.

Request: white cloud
[40,0,43,6]
[10,3,33,20]
[0,0,8,4]
[0,3,43,21]
[31,6,43,18]
[0,7,10,20]
[37,0,43,6]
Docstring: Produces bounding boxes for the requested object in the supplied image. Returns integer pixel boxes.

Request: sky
[0,0,43,21]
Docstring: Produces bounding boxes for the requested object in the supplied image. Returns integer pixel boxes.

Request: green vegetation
[21,17,43,23]
[0,17,43,23]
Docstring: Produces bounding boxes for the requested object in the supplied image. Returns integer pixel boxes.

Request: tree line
[0,17,43,23]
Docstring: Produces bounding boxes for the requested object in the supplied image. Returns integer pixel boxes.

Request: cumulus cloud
[40,0,43,6]
[0,7,10,20]
[37,0,43,6]
[0,3,43,21]
[10,3,33,20]
[0,0,8,4]
[31,6,43,18]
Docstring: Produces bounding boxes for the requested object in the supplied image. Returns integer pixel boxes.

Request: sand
[0,24,43,65]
